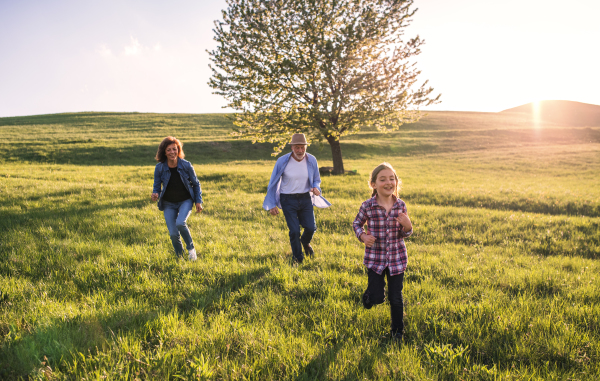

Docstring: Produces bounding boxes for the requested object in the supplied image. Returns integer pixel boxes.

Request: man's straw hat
[288,133,309,145]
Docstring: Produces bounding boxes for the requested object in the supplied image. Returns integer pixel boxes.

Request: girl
[352,162,413,341]
[151,136,203,260]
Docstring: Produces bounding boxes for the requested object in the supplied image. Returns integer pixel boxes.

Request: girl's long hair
[369,162,402,198]
[155,136,185,162]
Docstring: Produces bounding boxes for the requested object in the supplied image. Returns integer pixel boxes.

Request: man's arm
[263,156,286,210]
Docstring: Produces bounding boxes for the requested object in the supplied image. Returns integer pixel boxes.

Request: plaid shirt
[353,196,413,276]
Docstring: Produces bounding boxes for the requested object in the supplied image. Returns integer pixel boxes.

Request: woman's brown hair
[155,136,185,162]
[369,162,402,198]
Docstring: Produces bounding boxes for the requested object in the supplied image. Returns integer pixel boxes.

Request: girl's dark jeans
[364,268,405,335]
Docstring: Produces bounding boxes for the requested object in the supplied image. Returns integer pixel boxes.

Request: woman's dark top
[162,167,192,203]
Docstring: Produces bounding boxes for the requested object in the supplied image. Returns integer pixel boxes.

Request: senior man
[263,133,331,264]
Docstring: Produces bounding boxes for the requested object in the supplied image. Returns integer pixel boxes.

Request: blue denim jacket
[263,152,331,210]
[153,158,203,211]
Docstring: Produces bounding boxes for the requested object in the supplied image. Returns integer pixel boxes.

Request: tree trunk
[326,137,345,175]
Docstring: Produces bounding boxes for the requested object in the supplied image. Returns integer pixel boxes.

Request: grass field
[1,111,599,380]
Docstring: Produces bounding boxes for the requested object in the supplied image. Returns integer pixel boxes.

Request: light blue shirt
[263,152,332,210]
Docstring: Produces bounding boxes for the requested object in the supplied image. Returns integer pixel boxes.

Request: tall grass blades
[0,112,599,380]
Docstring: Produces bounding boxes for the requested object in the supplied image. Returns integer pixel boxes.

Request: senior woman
[151,136,203,260]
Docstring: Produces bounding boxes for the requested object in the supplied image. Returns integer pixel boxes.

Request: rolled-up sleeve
[263,160,282,210]
[152,164,162,194]
[399,227,413,238]
[398,204,412,238]
[187,164,203,205]
[353,203,368,240]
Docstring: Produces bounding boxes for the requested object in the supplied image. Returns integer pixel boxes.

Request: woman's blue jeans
[280,192,316,263]
[163,199,195,257]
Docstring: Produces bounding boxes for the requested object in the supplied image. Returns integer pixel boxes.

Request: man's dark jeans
[365,268,405,335]
[280,192,316,263]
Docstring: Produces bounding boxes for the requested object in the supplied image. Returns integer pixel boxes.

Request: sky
[1,0,599,117]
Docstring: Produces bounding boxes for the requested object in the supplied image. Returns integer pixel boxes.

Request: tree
[208,0,439,174]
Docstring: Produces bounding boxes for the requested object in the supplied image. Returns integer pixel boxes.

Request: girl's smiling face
[372,168,397,198]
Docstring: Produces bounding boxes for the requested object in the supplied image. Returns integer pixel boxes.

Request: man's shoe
[362,291,373,309]
[302,242,314,258]
[291,256,303,266]
[188,248,197,261]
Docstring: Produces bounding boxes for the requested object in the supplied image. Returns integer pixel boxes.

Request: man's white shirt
[280,156,310,194]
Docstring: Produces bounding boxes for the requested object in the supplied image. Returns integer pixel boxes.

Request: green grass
[0,112,599,380]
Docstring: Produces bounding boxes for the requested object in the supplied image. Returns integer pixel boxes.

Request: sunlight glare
[532,100,541,129]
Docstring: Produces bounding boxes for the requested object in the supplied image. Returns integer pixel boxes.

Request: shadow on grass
[1,140,277,166]
[0,197,149,279]
[0,265,272,378]
[292,342,379,381]
[405,191,600,218]
[338,350,379,381]
[293,344,343,381]
[415,310,587,374]
[6,126,598,167]
[177,266,271,314]
[2,139,446,167]
[0,195,147,231]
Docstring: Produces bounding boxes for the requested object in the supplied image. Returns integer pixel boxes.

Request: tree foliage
[208,0,439,173]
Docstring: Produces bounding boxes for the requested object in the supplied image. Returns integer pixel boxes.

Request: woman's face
[372,168,397,198]
[165,143,179,162]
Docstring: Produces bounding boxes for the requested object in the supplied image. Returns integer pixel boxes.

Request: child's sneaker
[390,331,403,344]
[188,248,197,261]
[362,291,373,309]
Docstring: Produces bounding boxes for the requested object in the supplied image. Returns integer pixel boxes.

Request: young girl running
[352,162,413,341]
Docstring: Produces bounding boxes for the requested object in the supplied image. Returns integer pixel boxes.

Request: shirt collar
[368,195,401,209]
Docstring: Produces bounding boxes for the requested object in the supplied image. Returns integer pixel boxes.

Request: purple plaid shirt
[353,196,413,276]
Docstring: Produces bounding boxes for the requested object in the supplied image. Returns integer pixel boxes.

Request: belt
[280,192,310,198]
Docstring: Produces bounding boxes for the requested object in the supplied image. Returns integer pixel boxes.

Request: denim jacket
[153,158,203,211]
[263,152,331,210]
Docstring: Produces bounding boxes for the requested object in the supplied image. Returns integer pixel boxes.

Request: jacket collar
[162,158,185,170]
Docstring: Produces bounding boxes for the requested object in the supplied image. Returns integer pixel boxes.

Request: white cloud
[97,36,162,59]
[0,1,232,117]
[124,36,143,56]
[97,44,112,57]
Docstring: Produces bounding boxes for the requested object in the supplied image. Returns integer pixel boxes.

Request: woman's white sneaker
[188,248,197,261]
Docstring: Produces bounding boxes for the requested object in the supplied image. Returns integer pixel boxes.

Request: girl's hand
[396,213,412,232]
[196,203,203,213]
[360,233,377,247]
[151,193,159,202]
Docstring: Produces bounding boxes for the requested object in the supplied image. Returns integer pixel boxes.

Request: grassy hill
[501,100,600,126]
[1,111,599,380]
[1,110,599,166]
